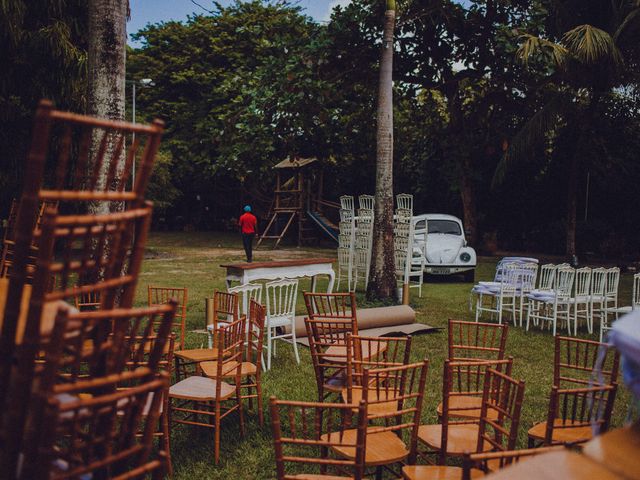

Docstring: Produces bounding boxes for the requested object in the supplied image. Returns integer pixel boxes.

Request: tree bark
[367,5,397,301]
[87,0,127,214]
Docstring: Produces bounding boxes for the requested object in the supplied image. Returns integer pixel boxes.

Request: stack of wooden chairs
[0,99,181,479]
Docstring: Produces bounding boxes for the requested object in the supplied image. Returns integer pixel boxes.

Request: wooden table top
[220,258,335,270]
[482,449,621,479]
[483,424,640,479]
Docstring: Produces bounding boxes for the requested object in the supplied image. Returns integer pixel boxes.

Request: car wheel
[463,269,475,283]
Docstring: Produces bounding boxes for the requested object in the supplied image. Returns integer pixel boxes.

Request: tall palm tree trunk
[87,0,127,214]
[367,1,397,301]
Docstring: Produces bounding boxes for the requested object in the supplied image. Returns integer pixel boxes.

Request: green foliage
[0,0,87,212]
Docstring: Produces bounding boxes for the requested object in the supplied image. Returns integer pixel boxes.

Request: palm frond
[492,93,571,188]
[613,7,640,43]
[517,34,568,68]
[562,24,623,66]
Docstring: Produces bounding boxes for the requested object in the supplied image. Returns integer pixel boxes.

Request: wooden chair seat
[402,465,484,479]
[200,360,256,378]
[168,376,235,401]
[174,347,219,363]
[323,428,409,466]
[323,341,386,363]
[341,386,400,416]
[436,396,499,420]
[528,419,593,444]
[418,423,487,455]
[292,475,358,480]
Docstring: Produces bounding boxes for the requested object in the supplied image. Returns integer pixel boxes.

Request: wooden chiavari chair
[406,368,526,479]
[448,319,508,362]
[461,445,565,479]
[270,397,368,480]
[418,364,525,465]
[553,336,619,389]
[73,290,102,311]
[173,290,237,380]
[148,285,188,350]
[305,316,358,401]
[329,360,429,478]
[303,291,357,321]
[18,302,177,479]
[169,316,246,464]
[27,369,169,480]
[527,383,617,447]
[343,335,412,418]
[525,336,619,447]
[435,358,514,422]
[201,299,266,425]
[0,205,153,477]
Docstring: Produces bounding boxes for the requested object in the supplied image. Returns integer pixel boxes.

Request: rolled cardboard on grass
[285,305,437,346]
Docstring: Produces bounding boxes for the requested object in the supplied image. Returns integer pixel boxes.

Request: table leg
[326,270,335,293]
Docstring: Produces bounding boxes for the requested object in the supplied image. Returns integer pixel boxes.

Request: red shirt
[239,212,257,234]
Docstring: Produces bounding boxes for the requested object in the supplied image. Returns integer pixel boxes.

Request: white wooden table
[221,258,336,292]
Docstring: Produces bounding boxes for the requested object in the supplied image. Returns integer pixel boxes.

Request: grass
[134,232,631,479]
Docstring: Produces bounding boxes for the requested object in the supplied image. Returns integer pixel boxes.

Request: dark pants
[242,233,255,262]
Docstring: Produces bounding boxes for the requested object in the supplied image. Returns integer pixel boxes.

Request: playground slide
[306,210,338,243]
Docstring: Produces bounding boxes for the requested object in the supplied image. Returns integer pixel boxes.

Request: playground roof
[274,156,318,169]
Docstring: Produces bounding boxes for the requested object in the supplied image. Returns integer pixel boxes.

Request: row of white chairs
[473,260,635,340]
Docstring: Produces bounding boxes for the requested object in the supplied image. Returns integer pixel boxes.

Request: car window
[414,220,426,230]
[427,220,462,235]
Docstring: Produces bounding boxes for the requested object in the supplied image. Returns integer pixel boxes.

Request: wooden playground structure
[257,156,339,249]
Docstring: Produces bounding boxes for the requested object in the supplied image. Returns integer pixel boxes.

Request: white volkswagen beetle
[411,214,476,282]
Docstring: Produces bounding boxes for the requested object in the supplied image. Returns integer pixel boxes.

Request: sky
[128,0,352,46]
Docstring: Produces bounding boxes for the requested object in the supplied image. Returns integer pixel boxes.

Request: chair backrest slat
[448,319,508,362]
[270,398,367,480]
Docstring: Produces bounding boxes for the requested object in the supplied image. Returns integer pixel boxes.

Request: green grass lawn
[135,232,632,479]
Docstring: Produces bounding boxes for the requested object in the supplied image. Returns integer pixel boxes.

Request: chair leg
[291,326,300,364]
[214,406,221,465]
[267,327,273,370]
[475,294,481,322]
[256,380,264,426]
[162,398,173,477]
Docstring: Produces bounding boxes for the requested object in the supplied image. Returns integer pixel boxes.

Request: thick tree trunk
[367,6,397,301]
[87,0,127,214]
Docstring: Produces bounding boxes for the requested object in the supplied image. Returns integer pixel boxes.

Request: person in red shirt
[238,205,258,262]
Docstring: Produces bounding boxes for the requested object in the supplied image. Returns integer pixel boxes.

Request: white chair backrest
[394,222,411,238]
[500,263,520,290]
[357,208,374,223]
[265,278,298,319]
[633,273,640,308]
[356,234,370,250]
[538,264,556,290]
[358,195,374,211]
[591,268,607,296]
[574,267,592,297]
[356,247,370,267]
[339,221,353,235]
[338,247,351,269]
[340,195,354,212]
[228,283,263,316]
[517,262,539,291]
[338,234,351,249]
[394,248,407,272]
[340,209,354,223]
[396,193,413,212]
[555,267,575,298]
[394,236,409,252]
[605,267,620,298]
[395,208,412,225]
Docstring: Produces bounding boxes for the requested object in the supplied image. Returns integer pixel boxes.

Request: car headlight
[460,252,471,262]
